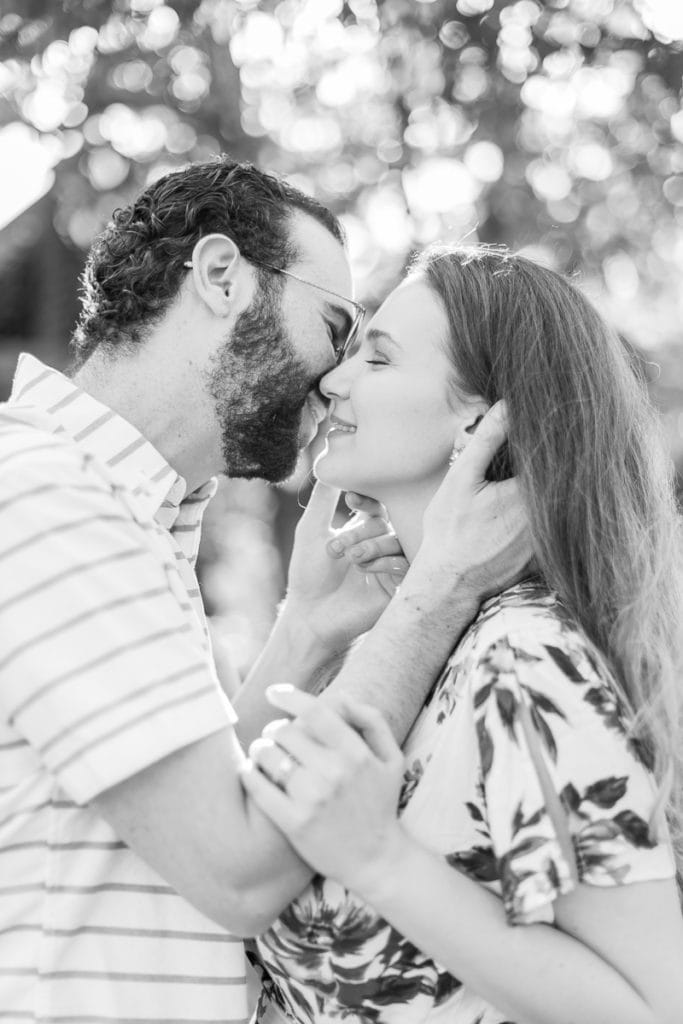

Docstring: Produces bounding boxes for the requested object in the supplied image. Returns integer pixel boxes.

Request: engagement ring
[271,751,299,791]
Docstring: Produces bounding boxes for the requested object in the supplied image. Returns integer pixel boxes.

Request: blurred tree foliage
[0,0,681,674]
[1,0,682,325]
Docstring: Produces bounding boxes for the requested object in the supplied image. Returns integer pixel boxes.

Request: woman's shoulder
[450,579,634,740]
[455,585,676,918]
[461,579,605,681]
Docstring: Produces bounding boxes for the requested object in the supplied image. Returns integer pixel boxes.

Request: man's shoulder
[0,402,80,465]
[0,403,108,506]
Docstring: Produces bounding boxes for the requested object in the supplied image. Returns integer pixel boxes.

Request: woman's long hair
[411,245,683,879]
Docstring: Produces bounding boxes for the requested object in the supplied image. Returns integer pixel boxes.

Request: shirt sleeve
[0,444,237,805]
[471,623,676,925]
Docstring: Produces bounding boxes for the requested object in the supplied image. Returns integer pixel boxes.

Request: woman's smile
[327,413,357,435]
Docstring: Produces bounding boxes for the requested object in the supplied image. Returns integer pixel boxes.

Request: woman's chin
[313,449,363,493]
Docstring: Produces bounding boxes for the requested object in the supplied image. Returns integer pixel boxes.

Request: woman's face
[315,276,477,500]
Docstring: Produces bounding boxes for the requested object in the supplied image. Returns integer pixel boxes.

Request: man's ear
[185,233,251,317]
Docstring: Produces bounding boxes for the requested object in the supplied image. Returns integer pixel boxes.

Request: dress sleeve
[472,626,676,925]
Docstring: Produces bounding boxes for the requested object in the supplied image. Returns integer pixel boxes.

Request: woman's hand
[283,482,409,652]
[239,685,407,894]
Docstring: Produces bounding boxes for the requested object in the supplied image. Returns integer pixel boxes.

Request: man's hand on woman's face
[283,483,409,652]
[416,401,532,601]
[326,490,409,585]
[282,400,529,651]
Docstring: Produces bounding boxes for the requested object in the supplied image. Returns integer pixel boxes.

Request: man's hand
[414,401,531,602]
[283,482,409,653]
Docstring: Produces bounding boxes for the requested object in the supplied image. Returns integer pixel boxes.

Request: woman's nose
[319,359,353,400]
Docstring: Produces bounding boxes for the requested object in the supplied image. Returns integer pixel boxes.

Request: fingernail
[262,717,287,737]
[266,684,295,701]
[248,737,273,758]
[329,539,343,555]
[345,492,360,506]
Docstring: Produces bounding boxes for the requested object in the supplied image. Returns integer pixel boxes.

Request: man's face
[206,213,357,483]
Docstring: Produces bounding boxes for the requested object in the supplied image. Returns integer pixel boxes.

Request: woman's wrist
[276,599,349,664]
[342,823,417,906]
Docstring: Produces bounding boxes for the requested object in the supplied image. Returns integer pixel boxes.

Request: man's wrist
[398,554,480,619]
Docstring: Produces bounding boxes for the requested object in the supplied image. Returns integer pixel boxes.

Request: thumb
[451,400,509,488]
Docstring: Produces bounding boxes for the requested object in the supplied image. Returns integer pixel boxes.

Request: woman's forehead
[372,276,450,344]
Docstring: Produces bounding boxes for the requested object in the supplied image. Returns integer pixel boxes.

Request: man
[0,158,527,1023]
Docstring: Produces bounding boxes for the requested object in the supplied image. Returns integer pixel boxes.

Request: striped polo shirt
[0,354,247,1023]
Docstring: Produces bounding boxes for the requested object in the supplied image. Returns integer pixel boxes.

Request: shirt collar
[9,353,217,523]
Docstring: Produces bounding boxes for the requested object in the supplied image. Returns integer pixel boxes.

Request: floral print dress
[253,581,676,1024]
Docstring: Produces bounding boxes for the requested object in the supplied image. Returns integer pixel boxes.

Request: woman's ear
[185,233,251,317]
[465,412,485,436]
[457,399,512,480]
[457,399,490,441]
[447,400,490,466]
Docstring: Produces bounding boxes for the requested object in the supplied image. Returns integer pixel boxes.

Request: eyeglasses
[183,258,365,365]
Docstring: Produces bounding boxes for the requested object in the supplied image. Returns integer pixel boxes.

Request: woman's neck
[375,479,444,563]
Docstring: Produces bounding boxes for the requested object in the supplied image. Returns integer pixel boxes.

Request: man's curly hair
[71,156,345,365]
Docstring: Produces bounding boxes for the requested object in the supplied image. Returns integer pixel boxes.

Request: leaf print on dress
[447,845,499,884]
[558,776,655,883]
[473,637,581,921]
[543,644,586,683]
[475,638,567,765]
[398,759,424,812]
[255,582,675,1024]
[583,776,628,809]
[583,683,629,734]
[259,877,462,1024]
[582,683,655,771]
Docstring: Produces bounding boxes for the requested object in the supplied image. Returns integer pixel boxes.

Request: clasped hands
[241,685,405,899]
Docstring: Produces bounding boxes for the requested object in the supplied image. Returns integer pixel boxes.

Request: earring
[449,443,466,467]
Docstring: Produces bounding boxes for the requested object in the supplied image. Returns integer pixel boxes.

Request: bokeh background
[0,0,681,683]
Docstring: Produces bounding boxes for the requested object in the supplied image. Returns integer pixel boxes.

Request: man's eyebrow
[324,301,353,334]
[366,328,400,349]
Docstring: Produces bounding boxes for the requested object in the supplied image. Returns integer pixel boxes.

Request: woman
[241,246,683,1024]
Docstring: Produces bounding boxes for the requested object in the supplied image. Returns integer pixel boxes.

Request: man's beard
[206,277,318,483]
